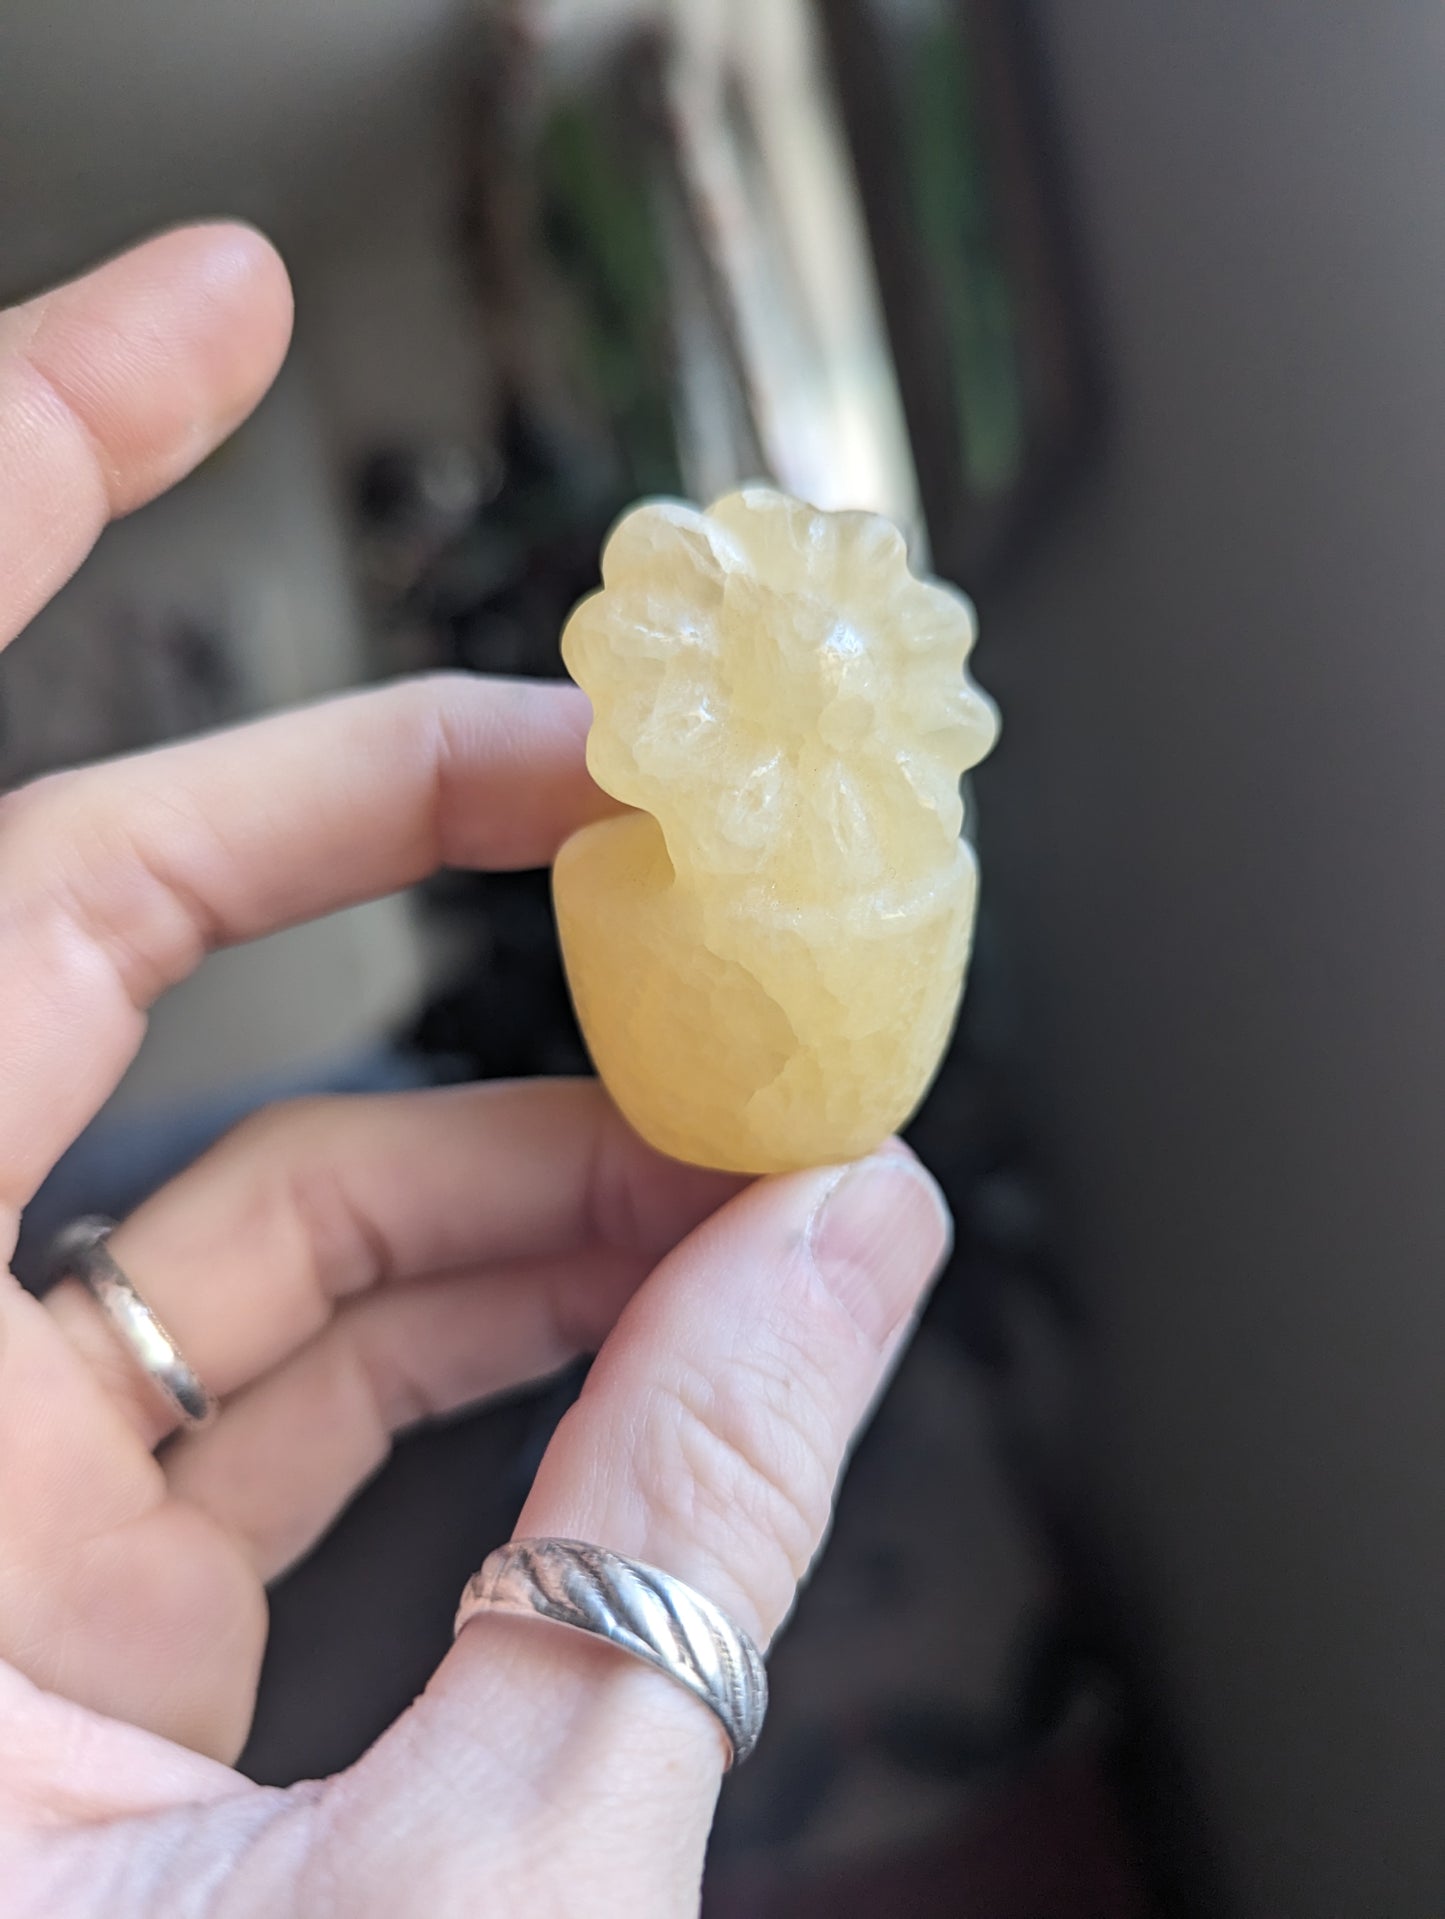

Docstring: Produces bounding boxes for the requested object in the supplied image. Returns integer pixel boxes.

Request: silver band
[48,1217,217,1430]
[454,1539,768,1767]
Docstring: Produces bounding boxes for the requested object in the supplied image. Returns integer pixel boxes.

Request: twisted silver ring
[454,1539,768,1767]
[48,1217,217,1430]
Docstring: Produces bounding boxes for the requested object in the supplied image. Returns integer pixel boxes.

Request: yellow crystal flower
[553,486,999,1174]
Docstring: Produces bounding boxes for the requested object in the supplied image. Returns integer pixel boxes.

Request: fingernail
[806,1155,953,1349]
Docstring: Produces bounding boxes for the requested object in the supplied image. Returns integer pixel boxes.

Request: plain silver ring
[48,1216,217,1431]
[454,1538,768,1767]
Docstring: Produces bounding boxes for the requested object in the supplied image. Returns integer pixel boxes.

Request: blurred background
[4,3,1445,1914]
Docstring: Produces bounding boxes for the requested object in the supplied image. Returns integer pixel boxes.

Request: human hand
[0,228,952,1916]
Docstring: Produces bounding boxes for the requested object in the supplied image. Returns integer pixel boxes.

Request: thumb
[326,1147,950,1914]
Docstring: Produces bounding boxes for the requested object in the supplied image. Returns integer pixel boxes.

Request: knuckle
[213,1101,386,1306]
[283,1154,394,1303]
[413,667,483,706]
[643,1345,839,1592]
[0,765,217,1001]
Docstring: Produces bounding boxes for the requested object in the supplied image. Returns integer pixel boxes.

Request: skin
[0,227,953,1917]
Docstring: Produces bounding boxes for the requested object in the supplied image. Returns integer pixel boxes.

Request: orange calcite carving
[553,487,999,1174]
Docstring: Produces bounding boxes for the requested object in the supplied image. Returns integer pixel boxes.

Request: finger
[0,223,293,647]
[163,1248,647,1582]
[7,1081,736,1751]
[45,1078,739,1449]
[0,672,611,1220]
[350,1149,948,1905]
[517,1145,950,1643]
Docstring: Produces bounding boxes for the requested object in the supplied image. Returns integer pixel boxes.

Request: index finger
[0,674,610,1222]
[0,223,294,648]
